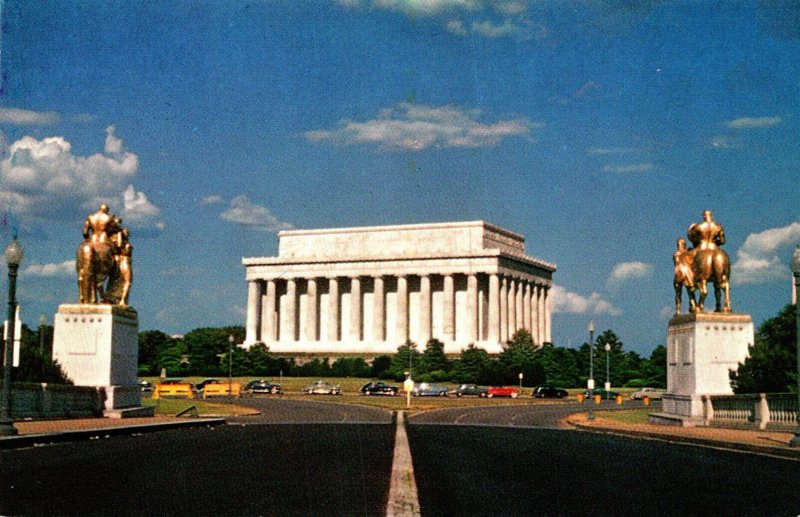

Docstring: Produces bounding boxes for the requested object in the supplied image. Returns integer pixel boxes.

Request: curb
[0,418,226,450]
[568,419,800,460]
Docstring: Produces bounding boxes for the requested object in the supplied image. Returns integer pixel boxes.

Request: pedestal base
[52,304,146,414]
[655,312,753,426]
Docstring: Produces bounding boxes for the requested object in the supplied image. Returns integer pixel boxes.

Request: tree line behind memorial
[12,303,797,392]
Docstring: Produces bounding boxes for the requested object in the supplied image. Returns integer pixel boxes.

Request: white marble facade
[242,221,555,355]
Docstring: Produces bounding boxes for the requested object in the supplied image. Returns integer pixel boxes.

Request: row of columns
[245,273,551,348]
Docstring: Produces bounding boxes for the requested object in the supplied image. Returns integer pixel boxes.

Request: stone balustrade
[702,393,798,430]
[3,382,108,419]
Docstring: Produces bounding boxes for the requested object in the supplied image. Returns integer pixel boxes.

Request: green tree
[182,326,244,375]
[387,342,422,381]
[451,344,502,385]
[730,304,796,393]
[417,338,451,376]
[536,344,580,387]
[247,343,276,376]
[498,329,542,386]
[138,330,172,375]
[13,324,71,384]
[331,357,371,377]
[370,355,392,378]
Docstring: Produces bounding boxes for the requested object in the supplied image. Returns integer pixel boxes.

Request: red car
[487,386,520,398]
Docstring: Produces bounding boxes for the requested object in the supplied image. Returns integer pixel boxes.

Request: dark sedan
[359,381,398,396]
[532,385,568,399]
[244,379,282,395]
[450,383,488,397]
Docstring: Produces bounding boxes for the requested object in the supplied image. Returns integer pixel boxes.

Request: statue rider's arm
[82,218,92,240]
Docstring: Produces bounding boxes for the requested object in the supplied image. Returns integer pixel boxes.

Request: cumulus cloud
[306,103,534,151]
[602,163,655,173]
[0,107,59,125]
[22,260,75,277]
[732,222,800,284]
[726,116,782,129]
[220,195,294,232]
[608,261,654,288]
[200,195,225,206]
[551,284,621,316]
[340,0,534,39]
[0,126,163,230]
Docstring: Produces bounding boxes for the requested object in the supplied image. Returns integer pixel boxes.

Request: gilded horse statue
[674,210,731,314]
[76,205,133,306]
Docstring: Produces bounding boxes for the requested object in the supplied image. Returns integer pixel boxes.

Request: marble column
[373,276,385,342]
[420,274,431,343]
[306,278,318,341]
[467,273,479,343]
[508,278,517,339]
[499,276,508,343]
[531,283,540,345]
[284,278,297,341]
[350,276,361,341]
[397,275,408,343]
[488,273,500,343]
[328,277,339,341]
[443,274,455,341]
[245,280,261,344]
[544,286,552,344]
[262,279,276,342]
[522,282,531,333]
[537,284,545,346]
[515,278,523,335]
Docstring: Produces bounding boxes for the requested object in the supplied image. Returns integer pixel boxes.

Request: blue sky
[1,0,799,355]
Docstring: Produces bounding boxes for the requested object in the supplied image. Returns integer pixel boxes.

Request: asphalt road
[227,396,393,424]
[407,425,800,517]
[0,424,395,516]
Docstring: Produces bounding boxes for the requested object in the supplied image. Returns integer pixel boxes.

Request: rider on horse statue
[76,204,133,307]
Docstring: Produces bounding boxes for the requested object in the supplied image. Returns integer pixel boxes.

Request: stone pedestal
[650,312,753,426]
[52,304,153,418]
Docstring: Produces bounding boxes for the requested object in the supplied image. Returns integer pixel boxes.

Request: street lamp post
[605,343,611,392]
[39,314,47,378]
[228,334,234,400]
[588,320,595,420]
[1,237,24,436]
[790,246,800,447]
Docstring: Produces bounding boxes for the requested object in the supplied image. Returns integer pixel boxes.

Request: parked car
[629,387,664,400]
[139,380,154,392]
[532,385,568,399]
[303,380,342,395]
[412,382,449,397]
[160,378,186,385]
[583,388,620,400]
[487,386,520,398]
[244,379,282,395]
[359,381,398,396]
[450,383,488,398]
[193,378,222,393]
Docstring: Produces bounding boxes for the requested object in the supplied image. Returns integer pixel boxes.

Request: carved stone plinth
[650,312,753,426]
[52,304,153,418]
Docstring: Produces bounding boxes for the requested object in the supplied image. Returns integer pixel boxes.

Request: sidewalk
[567,412,800,460]
[1,416,226,449]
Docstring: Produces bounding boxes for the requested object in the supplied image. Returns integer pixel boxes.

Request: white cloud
[0,127,163,230]
[446,19,468,35]
[22,260,75,277]
[587,147,638,155]
[365,0,481,16]
[201,195,224,206]
[472,19,518,38]
[608,261,654,287]
[0,107,59,125]
[726,116,782,129]
[732,222,800,284]
[551,284,621,316]
[306,103,534,151]
[220,195,294,232]
[602,163,655,173]
[708,135,740,149]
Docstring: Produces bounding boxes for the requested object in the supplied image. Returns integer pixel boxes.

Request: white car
[629,387,664,400]
[303,380,342,395]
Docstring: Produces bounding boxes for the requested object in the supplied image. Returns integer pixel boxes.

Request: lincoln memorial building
[241,221,555,355]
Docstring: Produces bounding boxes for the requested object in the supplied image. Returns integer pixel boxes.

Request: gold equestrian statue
[76,204,133,306]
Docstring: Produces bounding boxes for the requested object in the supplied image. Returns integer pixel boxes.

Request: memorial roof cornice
[243,249,556,272]
[277,220,525,241]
